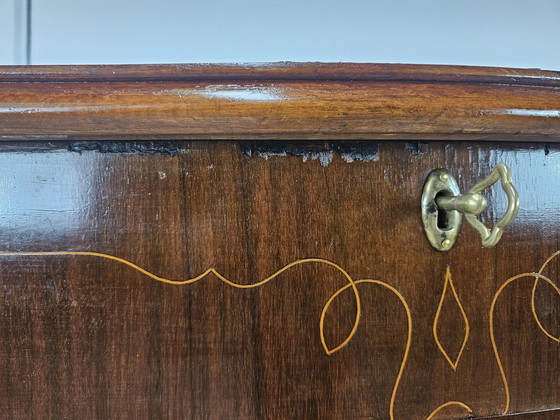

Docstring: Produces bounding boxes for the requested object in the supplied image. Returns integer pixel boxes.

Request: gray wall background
[0,1,17,64]
[1,0,559,69]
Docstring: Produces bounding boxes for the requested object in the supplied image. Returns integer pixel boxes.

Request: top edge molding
[1,62,560,87]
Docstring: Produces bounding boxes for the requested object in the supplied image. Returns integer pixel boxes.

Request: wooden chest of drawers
[0,64,559,419]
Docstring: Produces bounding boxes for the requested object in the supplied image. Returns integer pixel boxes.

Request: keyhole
[435,191,452,230]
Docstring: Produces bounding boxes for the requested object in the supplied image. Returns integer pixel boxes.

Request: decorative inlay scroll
[2,250,560,420]
[490,252,560,415]
[322,279,411,420]
[0,252,363,355]
[531,250,560,342]
[433,267,470,371]
[0,251,412,420]
[425,401,472,420]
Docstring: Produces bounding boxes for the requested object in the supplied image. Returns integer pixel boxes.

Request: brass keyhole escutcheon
[421,163,519,251]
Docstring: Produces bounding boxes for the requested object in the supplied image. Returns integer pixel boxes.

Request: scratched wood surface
[1,63,560,141]
[0,140,558,419]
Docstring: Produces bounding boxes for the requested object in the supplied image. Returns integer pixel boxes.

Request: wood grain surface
[2,63,560,84]
[0,140,558,419]
[1,63,559,141]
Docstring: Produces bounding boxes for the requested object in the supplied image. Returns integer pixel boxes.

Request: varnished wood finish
[0,141,558,419]
[480,411,560,419]
[2,63,560,84]
[1,63,560,141]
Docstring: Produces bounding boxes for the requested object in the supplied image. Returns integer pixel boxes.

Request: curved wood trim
[1,63,559,141]
[2,63,560,86]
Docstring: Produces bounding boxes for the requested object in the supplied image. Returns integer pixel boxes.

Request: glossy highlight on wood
[0,63,559,141]
[0,140,558,419]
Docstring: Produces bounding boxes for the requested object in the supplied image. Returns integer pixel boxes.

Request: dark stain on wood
[406,141,428,155]
[239,141,379,166]
[68,141,183,155]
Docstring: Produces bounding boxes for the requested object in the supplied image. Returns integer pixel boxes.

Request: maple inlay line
[490,269,560,415]
[432,267,470,371]
[322,279,412,420]
[0,251,363,355]
[425,401,473,420]
[531,250,560,342]
[2,250,559,419]
[0,251,413,420]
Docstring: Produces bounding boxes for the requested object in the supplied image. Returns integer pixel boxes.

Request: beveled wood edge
[473,408,560,419]
[1,62,560,86]
[1,63,559,142]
